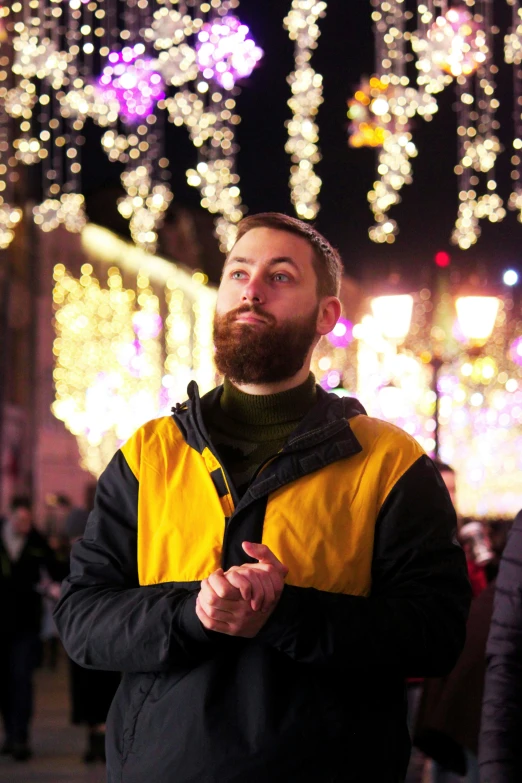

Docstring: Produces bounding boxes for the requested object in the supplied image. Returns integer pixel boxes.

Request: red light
[434,251,451,268]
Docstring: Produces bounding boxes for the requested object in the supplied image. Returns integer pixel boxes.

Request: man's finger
[195,597,231,634]
[207,568,242,600]
[224,569,252,602]
[199,583,244,614]
[243,568,265,612]
[242,542,289,577]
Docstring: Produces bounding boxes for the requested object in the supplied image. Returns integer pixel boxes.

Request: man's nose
[241,275,265,305]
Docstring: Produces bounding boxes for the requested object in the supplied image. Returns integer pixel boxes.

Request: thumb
[242,542,289,577]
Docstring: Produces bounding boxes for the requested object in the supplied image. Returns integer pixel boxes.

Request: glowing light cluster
[284,0,327,220]
[118,166,173,252]
[145,6,200,86]
[425,7,488,78]
[33,193,86,233]
[412,4,454,95]
[98,46,165,124]
[186,159,242,250]
[452,189,506,251]
[196,16,263,91]
[505,5,522,66]
[12,27,69,88]
[53,226,218,476]
[368,131,417,243]
[52,263,163,476]
[0,203,22,249]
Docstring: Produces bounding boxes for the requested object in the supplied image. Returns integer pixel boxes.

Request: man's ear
[317,297,342,337]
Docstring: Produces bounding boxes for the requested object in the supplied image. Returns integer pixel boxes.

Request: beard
[213,303,319,385]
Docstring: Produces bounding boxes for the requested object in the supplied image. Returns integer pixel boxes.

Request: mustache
[223,305,276,326]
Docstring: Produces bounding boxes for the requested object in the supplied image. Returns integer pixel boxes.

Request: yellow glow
[371,295,413,341]
[52,225,217,477]
[456,296,500,343]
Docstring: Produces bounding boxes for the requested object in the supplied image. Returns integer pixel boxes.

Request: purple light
[320,370,342,390]
[98,46,165,123]
[117,339,145,377]
[327,317,353,348]
[132,311,163,340]
[510,336,522,367]
[452,317,467,344]
[196,16,263,90]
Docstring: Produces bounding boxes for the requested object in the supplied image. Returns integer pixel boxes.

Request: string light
[0,0,256,253]
[284,0,327,221]
[506,0,522,221]
[358,0,504,247]
[451,0,503,250]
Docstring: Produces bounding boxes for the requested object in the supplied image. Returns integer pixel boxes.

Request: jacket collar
[172,382,366,505]
[172,381,365,450]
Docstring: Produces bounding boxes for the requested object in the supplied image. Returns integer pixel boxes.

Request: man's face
[214,227,325,385]
[11,506,32,536]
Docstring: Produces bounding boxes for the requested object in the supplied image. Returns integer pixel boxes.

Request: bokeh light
[196,16,263,91]
[98,45,165,123]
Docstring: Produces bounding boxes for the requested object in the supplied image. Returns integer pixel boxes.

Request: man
[55,213,470,783]
[480,508,522,782]
[0,495,61,761]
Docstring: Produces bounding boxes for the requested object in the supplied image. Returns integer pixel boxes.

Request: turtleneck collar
[220,373,317,427]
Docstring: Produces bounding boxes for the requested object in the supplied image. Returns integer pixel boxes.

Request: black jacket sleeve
[53,450,222,673]
[479,514,522,783]
[258,455,471,677]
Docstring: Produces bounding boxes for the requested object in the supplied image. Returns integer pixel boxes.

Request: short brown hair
[233,212,343,298]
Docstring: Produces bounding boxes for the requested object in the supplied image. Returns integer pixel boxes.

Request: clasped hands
[195,542,288,638]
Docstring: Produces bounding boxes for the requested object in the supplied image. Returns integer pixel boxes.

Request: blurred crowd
[0,493,119,766]
[406,461,517,783]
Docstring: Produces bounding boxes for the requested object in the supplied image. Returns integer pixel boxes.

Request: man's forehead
[225,227,314,267]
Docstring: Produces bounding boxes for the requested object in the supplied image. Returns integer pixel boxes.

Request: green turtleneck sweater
[203,374,317,499]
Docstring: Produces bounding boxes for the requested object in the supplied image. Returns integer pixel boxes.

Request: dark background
[79,0,521,288]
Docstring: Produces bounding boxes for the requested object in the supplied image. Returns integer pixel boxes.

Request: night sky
[81,0,522,290]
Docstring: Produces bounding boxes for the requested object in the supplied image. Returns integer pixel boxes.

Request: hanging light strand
[506,0,522,219]
[284,0,327,221]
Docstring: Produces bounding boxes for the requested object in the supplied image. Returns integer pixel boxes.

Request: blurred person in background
[407,461,492,783]
[64,507,121,764]
[480,508,522,782]
[414,461,512,783]
[0,495,62,761]
[434,462,489,596]
[41,493,72,669]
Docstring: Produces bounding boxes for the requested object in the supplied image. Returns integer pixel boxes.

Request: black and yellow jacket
[54,382,471,783]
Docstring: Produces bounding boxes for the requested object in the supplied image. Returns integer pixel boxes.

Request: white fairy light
[284,0,327,220]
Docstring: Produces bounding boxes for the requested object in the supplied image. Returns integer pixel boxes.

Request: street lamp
[369,291,502,459]
[455,296,500,345]
[371,295,414,342]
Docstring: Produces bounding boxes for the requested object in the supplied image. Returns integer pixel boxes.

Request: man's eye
[273,273,290,282]
[231,270,246,279]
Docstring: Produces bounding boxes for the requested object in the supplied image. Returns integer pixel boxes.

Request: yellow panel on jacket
[121,417,226,585]
[262,415,425,596]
